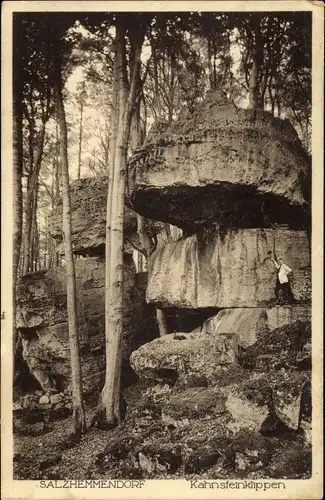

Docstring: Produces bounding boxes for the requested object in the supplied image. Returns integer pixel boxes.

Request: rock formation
[49,176,138,255]
[95,321,311,480]
[17,255,157,397]
[15,90,312,479]
[125,91,311,478]
[147,228,310,308]
[128,91,310,232]
[17,178,159,398]
[128,90,311,345]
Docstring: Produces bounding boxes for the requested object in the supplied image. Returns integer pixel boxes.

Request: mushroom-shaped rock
[147,228,310,309]
[49,176,138,256]
[128,91,310,231]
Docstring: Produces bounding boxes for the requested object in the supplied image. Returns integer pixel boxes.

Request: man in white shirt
[273,257,295,305]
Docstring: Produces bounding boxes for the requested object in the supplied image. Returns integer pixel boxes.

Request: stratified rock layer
[17,256,157,396]
[128,91,310,230]
[49,177,138,255]
[147,228,310,308]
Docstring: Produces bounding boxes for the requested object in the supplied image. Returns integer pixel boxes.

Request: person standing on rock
[273,256,295,305]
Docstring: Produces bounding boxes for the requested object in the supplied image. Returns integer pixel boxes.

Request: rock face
[17,256,157,397]
[49,177,138,255]
[128,91,310,231]
[147,228,310,308]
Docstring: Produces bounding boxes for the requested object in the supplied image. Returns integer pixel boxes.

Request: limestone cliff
[147,228,310,308]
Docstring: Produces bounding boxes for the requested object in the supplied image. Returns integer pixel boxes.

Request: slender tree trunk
[133,74,167,337]
[207,39,214,90]
[103,23,129,427]
[13,18,23,363]
[22,187,33,275]
[156,309,168,336]
[212,40,217,90]
[93,30,121,428]
[22,124,46,274]
[269,85,275,115]
[95,21,145,428]
[137,251,143,272]
[30,181,39,271]
[55,119,60,201]
[248,57,259,110]
[77,100,84,180]
[248,21,263,111]
[32,222,40,271]
[54,56,86,439]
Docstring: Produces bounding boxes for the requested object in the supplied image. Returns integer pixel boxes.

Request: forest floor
[14,382,181,480]
[14,405,109,480]
[13,380,311,482]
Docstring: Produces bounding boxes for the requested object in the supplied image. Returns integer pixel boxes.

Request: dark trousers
[275,279,295,304]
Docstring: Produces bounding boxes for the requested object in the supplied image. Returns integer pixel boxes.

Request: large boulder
[147,228,310,308]
[201,304,311,346]
[128,91,310,231]
[49,177,138,255]
[16,256,158,397]
[130,330,239,385]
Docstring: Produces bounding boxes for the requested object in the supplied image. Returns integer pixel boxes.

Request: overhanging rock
[147,228,310,308]
[128,91,310,231]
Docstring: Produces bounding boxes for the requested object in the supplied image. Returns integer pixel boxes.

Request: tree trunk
[77,100,84,179]
[93,27,121,428]
[137,251,143,272]
[13,17,23,363]
[156,309,168,336]
[30,181,39,271]
[22,123,46,274]
[212,40,217,90]
[248,21,263,111]
[22,187,33,275]
[55,118,61,201]
[269,84,275,115]
[170,224,182,240]
[207,39,214,90]
[95,21,145,428]
[54,56,86,439]
[248,57,259,110]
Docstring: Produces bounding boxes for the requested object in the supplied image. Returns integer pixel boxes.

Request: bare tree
[93,17,146,428]
[54,52,86,439]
